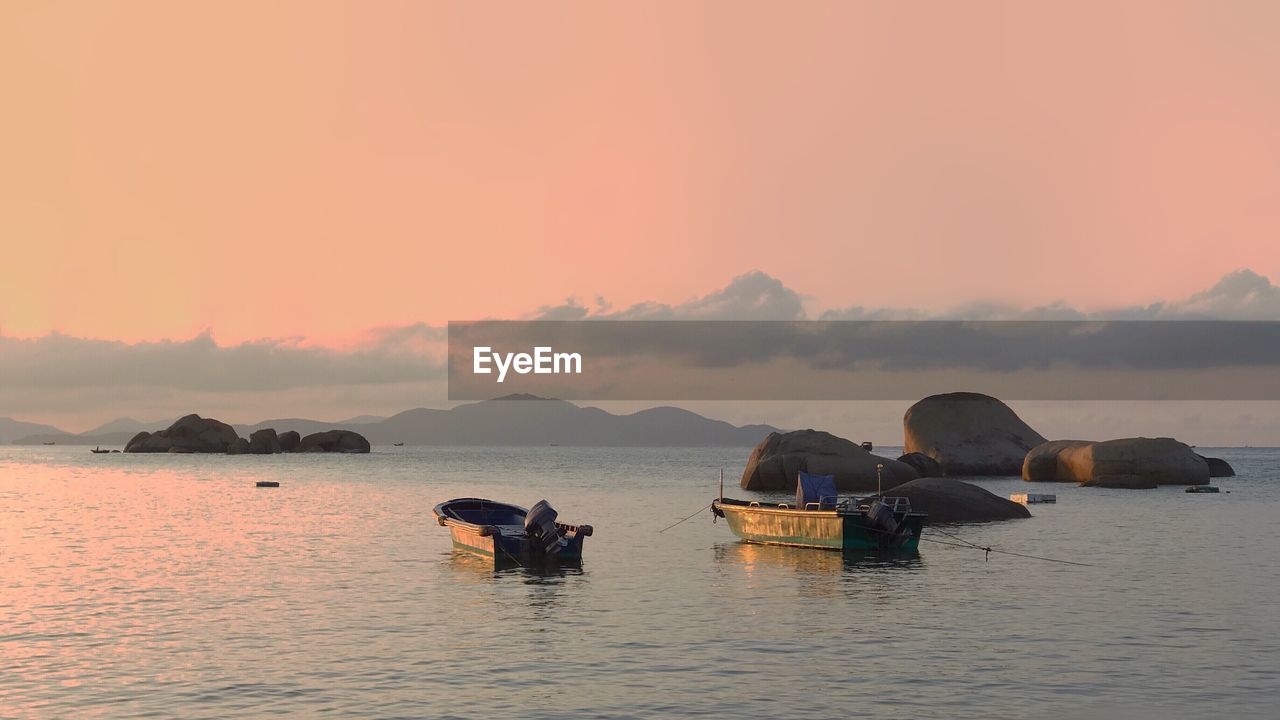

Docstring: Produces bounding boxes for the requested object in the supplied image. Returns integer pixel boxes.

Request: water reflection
[713,541,924,601]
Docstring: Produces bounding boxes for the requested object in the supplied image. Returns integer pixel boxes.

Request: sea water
[1,446,1277,719]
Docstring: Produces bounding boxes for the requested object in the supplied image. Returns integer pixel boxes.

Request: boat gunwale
[713,497,927,521]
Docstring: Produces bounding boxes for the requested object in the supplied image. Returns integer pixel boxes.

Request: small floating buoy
[256,481,280,488]
[1185,486,1220,493]
[1010,492,1056,504]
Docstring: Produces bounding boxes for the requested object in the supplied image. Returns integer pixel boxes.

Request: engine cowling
[524,500,567,556]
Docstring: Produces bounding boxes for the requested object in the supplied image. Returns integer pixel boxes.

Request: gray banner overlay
[448,320,1280,400]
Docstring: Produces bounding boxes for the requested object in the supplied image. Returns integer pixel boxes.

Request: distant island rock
[741,429,918,492]
[903,392,1047,476]
[122,414,369,454]
[125,414,240,453]
[297,430,370,454]
[278,430,301,452]
[1022,437,1209,489]
[884,477,1031,523]
[249,428,281,454]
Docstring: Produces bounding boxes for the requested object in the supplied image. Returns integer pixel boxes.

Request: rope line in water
[658,501,714,534]
[924,525,1094,567]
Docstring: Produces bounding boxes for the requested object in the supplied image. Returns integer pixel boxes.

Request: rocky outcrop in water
[297,429,371,454]
[278,430,301,452]
[226,438,251,455]
[249,428,281,454]
[1198,455,1235,478]
[1022,437,1209,488]
[902,392,1047,476]
[741,430,917,492]
[124,414,240,453]
[897,452,943,478]
[885,477,1030,523]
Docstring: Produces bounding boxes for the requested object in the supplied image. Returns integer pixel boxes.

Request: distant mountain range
[6,396,778,447]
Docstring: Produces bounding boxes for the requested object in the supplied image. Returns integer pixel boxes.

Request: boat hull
[434,498,590,566]
[446,523,586,562]
[713,499,924,552]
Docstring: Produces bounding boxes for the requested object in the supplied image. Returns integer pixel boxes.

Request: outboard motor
[865,499,900,545]
[524,500,567,556]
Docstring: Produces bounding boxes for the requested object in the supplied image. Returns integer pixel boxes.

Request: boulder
[249,428,281,454]
[884,477,1030,523]
[278,430,301,452]
[297,429,371,454]
[897,452,943,478]
[1022,437,1209,488]
[1198,455,1235,478]
[741,430,918,492]
[226,438,250,455]
[1022,440,1093,482]
[903,392,1047,476]
[124,414,241,453]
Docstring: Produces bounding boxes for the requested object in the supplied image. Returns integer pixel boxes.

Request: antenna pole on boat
[719,468,724,502]
[876,463,884,497]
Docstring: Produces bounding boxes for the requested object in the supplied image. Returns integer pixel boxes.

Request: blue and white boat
[433,497,592,564]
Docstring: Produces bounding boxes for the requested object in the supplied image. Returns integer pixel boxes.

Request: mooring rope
[923,525,1094,567]
[658,501,715,534]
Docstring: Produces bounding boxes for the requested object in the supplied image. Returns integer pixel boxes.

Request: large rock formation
[741,430,917,492]
[296,429,371,453]
[278,430,301,452]
[124,414,240,453]
[1198,455,1235,478]
[1021,440,1093,481]
[1021,437,1209,488]
[903,392,1047,476]
[249,428,281,454]
[897,452,943,478]
[226,438,250,455]
[885,478,1030,523]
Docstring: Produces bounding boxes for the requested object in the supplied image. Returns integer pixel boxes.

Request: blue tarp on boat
[796,471,838,509]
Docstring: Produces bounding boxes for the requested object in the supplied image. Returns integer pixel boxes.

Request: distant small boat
[712,471,926,552]
[42,441,56,445]
[393,442,405,446]
[434,498,592,565]
[256,481,280,488]
[90,446,110,454]
[1186,486,1221,493]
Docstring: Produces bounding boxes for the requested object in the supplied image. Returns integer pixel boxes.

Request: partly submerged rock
[885,477,1030,523]
[1023,437,1209,489]
[1022,440,1094,481]
[903,392,1047,476]
[897,452,943,478]
[278,430,301,452]
[124,414,240,453]
[249,428,281,454]
[741,430,917,492]
[226,437,251,455]
[297,429,371,453]
[1198,455,1236,478]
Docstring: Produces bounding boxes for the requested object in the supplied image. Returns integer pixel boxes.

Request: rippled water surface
[2,446,1278,718]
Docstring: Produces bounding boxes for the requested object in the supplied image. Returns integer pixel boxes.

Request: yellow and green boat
[711,472,926,552]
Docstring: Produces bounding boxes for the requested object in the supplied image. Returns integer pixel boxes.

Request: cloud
[0,331,443,393]
[533,271,806,321]
[820,268,1280,321]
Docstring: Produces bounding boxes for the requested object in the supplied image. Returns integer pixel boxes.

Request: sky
[3,2,1280,438]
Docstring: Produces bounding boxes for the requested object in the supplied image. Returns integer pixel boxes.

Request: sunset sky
[3,1,1280,434]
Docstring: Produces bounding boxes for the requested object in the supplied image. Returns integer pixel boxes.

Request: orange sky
[3,1,1280,345]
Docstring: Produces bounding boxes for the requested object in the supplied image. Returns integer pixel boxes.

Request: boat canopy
[796,471,838,509]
